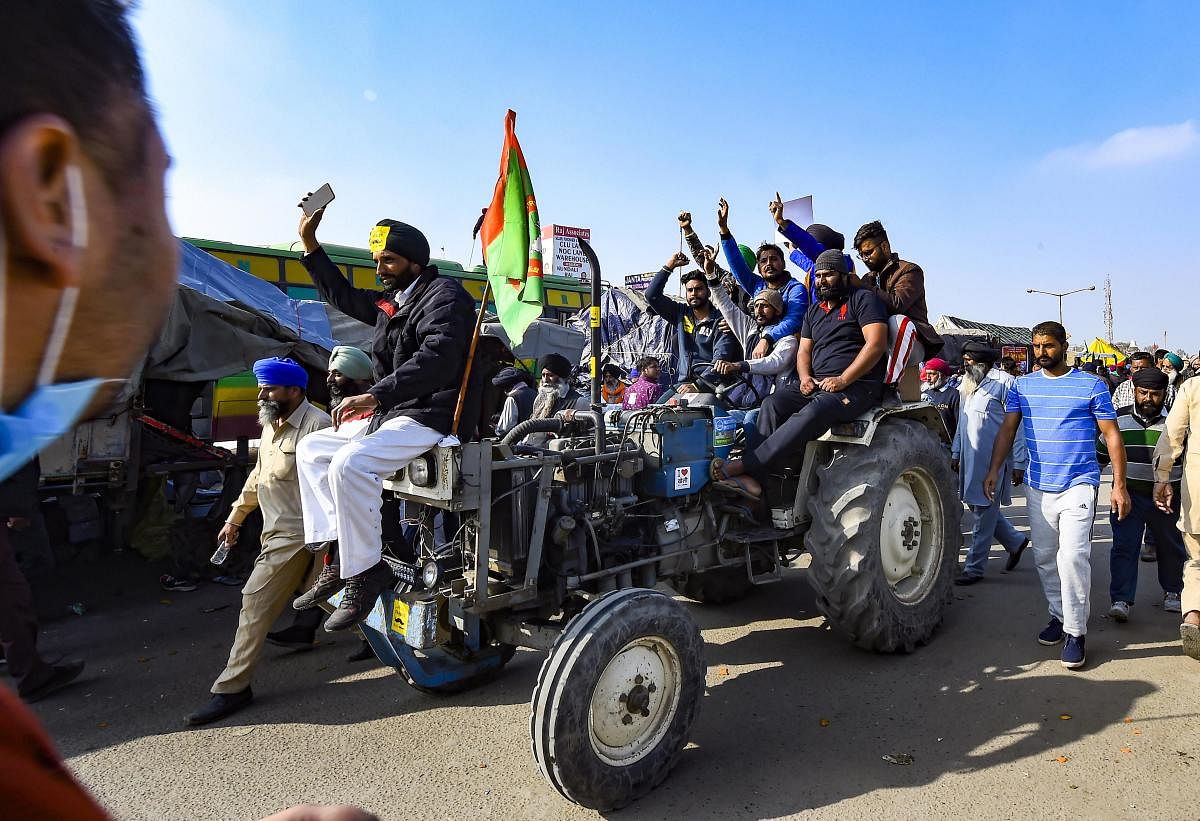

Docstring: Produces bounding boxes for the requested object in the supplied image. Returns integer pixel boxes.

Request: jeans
[1109,492,1185,605]
[1026,483,1097,637]
[961,497,1026,577]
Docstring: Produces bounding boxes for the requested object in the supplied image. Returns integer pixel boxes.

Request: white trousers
[1026,483,1097,636]
[297,415,442,578]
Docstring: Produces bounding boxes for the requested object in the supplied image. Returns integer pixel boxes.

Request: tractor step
[725,525,796,543]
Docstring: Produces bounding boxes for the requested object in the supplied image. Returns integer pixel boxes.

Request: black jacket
[301,247,477,435]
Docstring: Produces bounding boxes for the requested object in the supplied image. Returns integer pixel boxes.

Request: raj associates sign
[541,224,592,282]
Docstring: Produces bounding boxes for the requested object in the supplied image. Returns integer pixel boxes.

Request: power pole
[1103,275,1114,343]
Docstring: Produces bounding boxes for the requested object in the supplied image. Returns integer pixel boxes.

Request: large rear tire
[804,419,958,652]
[531,588,704,811]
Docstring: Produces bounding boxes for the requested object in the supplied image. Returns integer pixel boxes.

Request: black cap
[814,249,848,275]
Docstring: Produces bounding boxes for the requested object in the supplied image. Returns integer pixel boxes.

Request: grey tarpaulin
[482,319,586,366]
[143,240,334,381]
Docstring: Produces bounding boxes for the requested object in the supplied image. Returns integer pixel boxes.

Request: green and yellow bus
[184,237,591,441]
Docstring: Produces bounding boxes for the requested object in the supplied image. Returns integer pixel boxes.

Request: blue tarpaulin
[176,239,335,351]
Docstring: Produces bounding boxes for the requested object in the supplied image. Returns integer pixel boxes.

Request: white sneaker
[1164,593,1183,614]
[1109,601,1131,622]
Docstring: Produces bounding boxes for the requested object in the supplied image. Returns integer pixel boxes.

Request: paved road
[19,483,1200,820]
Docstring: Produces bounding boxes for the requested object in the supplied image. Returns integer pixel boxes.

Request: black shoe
[21,659,85,703]
[293,562,345,610]
[347,640,374,663]
[324,562,394,632]
[265,625,317,650]
[954,572,983,586]
[185,688,253,726]
[305,539,337,555]
[1005,538,1030,572]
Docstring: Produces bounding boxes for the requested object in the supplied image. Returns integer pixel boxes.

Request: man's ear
[0,114,84,288]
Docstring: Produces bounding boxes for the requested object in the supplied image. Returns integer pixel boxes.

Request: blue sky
[135,1,1200,352]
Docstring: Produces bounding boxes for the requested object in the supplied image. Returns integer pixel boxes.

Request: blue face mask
[0,165,113,482]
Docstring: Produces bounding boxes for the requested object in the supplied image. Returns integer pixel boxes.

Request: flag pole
[451,280,492,437]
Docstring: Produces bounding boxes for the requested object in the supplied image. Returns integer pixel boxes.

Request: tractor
[335,393,956,811]
[329,240,958,810]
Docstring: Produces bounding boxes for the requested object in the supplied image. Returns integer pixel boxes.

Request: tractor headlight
[408,455,435,487]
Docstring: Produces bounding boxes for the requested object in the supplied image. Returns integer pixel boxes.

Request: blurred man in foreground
[0,3,376,819]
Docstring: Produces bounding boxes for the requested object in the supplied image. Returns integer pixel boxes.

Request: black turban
[962,340,999,363]
[368,219,430,267]
[538,353,572,379]
[1131,367,1169,391]
[814,249,848,274]
[806,223,846,251]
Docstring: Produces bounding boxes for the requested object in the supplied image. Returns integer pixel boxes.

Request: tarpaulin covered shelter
[570,287,675,377]
[144,240,335,382]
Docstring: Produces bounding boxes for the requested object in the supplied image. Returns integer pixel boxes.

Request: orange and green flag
[480,110,544,345]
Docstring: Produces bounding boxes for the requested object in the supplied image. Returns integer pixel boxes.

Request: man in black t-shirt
[714,250,889,490]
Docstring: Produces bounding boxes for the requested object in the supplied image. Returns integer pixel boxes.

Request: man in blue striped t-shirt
[984,321,1131,670]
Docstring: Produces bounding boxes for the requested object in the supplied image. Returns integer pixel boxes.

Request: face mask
[0,166,115,482]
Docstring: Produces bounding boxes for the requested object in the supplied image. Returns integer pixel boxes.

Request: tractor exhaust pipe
[576,238,604,456]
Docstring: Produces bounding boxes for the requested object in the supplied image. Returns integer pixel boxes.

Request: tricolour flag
[479,110,544,345]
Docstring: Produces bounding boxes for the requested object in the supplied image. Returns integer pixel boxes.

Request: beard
[923,376,944,393]
[815,278,849,303]
[532,382,569,419]
[1136,400,1163,419]
[257,399,283,428]
[1037,351,1064,370]
[959,363,990,397]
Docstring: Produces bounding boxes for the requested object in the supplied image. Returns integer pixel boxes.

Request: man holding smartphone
[292,202,477,630]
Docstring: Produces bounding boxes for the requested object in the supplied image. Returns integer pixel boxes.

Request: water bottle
[712,408,737,461]
[210,538,230,566]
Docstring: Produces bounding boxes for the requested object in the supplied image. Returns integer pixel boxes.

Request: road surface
[19,483,1200,820]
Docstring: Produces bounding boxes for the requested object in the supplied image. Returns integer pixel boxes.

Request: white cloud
[363,89,378,103]
[1043,120,1197,169]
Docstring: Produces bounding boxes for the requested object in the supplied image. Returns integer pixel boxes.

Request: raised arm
[644,253,688,323]
[298,208,382,324]
[717,197,766,297]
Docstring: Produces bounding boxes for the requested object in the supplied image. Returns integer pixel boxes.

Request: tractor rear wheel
[803,419,959,652]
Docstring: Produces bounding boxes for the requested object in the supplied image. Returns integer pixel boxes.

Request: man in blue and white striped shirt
[984,321,1131,670]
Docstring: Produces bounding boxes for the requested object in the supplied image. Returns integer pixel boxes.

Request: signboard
[775,195,814,259]
[1001,345,1029,374]
[542,224,592,282]
[624,271,655,292]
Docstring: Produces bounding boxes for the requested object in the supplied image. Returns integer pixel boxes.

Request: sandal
[710,458,726,481]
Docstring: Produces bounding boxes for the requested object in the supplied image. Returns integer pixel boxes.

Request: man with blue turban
[186,357,331,725]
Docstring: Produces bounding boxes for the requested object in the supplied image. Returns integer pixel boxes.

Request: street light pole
[1026,285,1096,327]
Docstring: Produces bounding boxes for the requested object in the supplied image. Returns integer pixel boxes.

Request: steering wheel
[685,361,766,407]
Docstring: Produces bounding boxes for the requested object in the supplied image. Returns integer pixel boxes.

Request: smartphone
[300,183,335,216]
